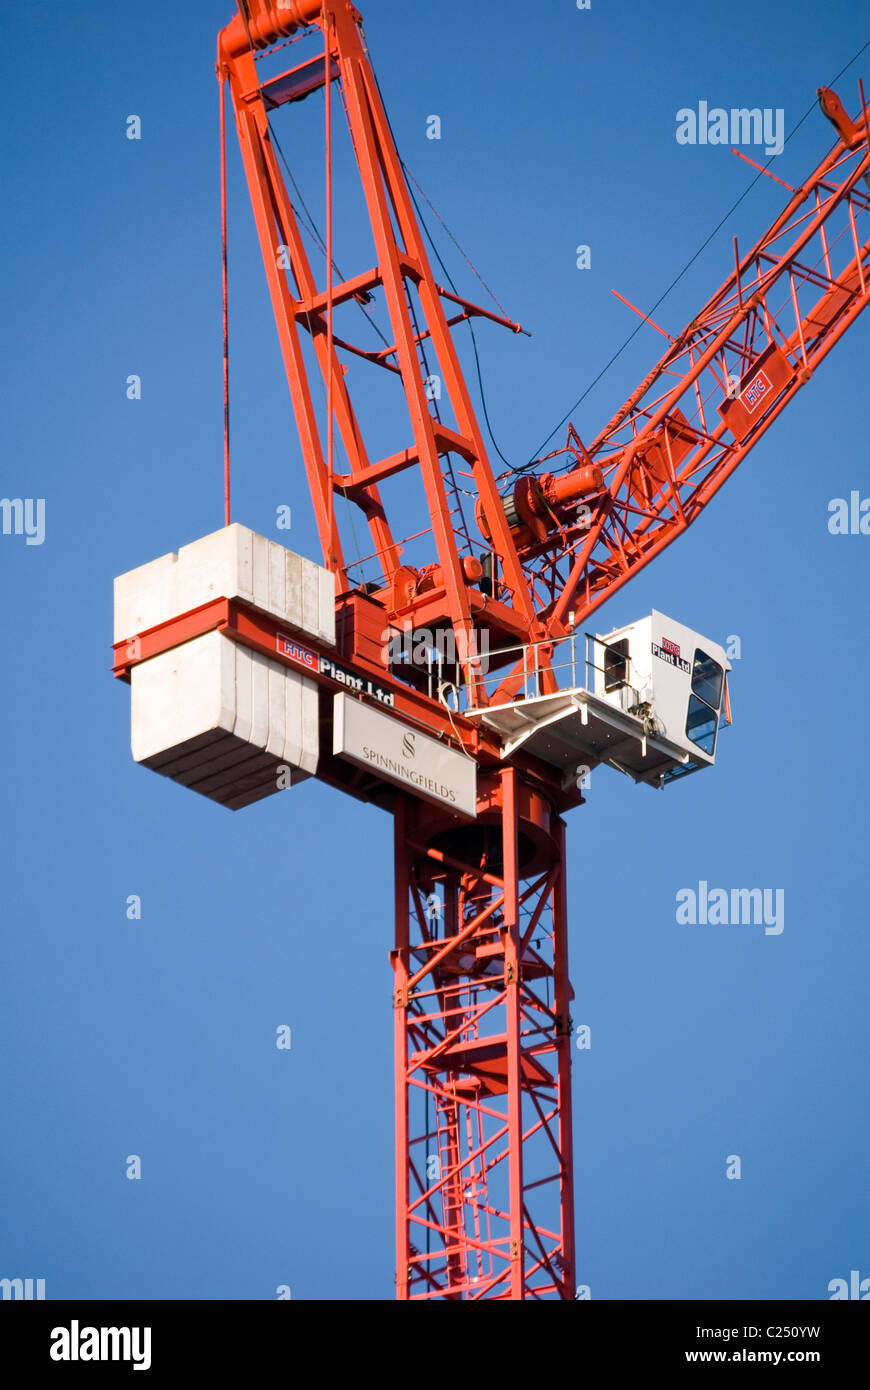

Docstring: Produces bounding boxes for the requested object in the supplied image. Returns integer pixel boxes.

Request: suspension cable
[528,36,870,465]
[219,64,230,526]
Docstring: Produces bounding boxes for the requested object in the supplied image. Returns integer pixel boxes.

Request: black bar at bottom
[0,1298,866,1373]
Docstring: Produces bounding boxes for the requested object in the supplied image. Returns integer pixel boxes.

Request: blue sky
[1,0,867,1300]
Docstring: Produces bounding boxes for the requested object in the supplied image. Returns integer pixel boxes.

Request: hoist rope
[363,52,522,476]
[268,124,392,349]
[403,175,524,476]
[219,68,230,526]
[400,163,515,323]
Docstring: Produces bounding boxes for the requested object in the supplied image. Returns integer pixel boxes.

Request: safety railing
[422,629,645,715]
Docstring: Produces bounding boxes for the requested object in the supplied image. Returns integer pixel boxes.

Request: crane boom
[519,89,870,667]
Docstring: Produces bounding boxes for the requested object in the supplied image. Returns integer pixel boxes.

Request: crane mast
[211,0,869,1298]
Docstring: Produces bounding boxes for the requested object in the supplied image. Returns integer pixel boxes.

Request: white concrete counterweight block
[114,523,334,647]
[114,526,333,810]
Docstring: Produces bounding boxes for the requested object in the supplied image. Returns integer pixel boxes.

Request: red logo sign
[276,634,316,668]
[742,370,771,413]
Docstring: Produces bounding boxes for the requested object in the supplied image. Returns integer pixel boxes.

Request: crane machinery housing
[112,0,870,1300]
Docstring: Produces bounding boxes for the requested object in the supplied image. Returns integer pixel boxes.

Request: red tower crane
[114,1,870,1299]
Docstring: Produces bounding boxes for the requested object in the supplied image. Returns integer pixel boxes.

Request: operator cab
[594,610,731,782]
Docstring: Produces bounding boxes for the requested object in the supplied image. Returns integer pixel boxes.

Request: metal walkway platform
[465,686,691,787]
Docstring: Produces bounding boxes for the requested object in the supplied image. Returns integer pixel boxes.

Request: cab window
[604,638,630,692]
[686,695,718,755]
[686,648,724,755]
[690,649,723,710]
